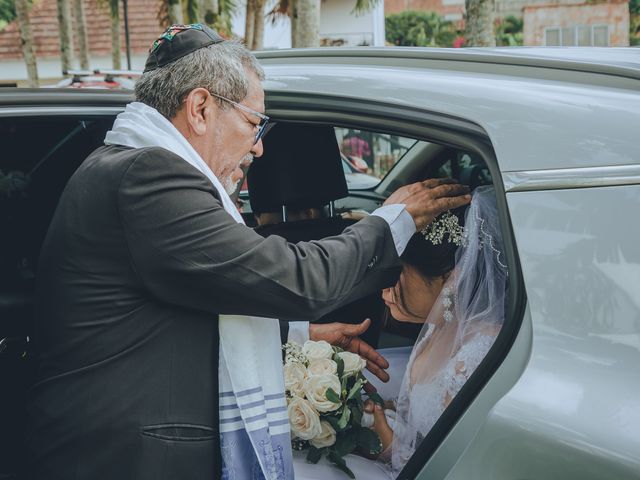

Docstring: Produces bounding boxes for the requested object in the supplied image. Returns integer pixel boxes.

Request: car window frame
[264,90,527,478]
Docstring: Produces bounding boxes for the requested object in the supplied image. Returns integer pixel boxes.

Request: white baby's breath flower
[307,358,338,377]
[310,420,337,449]
[337,351,367,376]
[284,362,307,397]
[304,374,342,413]
[288,396,322,440]
[302,340,334,361]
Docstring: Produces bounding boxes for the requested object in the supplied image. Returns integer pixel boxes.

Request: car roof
[257,47,640,173]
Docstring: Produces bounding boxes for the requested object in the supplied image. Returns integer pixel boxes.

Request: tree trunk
[73,0,90,69]
[245,0,256,48]
[168,0,184,25]
[252,0,265,50]
[291,0,320,48]
[199,0,218,25]
[110,0,121,69]
[15,0,39,87]
[56,0,74,73]
[464,0,496,46]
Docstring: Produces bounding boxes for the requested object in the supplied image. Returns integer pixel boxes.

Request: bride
[293,186,508,479]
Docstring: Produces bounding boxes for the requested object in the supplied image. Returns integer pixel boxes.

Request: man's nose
[250,139,264,158]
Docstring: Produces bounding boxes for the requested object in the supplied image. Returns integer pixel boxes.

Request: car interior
[0,115,495,479]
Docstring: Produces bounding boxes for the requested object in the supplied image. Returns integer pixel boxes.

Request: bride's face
[382,264,448,324]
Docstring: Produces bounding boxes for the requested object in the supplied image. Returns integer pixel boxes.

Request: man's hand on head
[309,319,390,383]
[384,178,471,231]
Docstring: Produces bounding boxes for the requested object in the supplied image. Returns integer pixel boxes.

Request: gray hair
[134,40,265,120]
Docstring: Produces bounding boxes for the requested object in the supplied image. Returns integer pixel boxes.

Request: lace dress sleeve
[447,334,495,402]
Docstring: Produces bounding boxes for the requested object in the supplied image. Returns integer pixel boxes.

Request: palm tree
[15,0,38,86]
[252,0,265,49]
[291,0,320,47]
[56,0,74,73]
[244,0,255,47]
[73,0,90,69]
[199,0,219,25]
[464,0,496,46]
[108,0,121,69]
[168,0,184,24]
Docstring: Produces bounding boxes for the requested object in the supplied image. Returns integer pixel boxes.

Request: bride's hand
[364,400,394,453]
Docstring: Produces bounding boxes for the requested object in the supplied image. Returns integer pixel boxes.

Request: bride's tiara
[420,211,465,247]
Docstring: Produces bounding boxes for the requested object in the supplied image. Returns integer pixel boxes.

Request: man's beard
[222,154,253,195]
[222,175,239,195]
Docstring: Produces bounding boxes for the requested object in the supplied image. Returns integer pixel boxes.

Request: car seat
[247,123,385,347]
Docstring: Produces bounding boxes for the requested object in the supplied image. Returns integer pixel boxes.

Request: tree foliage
[495,15,523,46]
[385,11,457,47]
[631,0,640,45]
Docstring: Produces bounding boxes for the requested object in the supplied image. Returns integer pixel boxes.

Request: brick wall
[0,0,163,61]
[523,0,630,45]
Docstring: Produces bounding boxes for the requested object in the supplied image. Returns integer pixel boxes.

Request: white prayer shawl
[105,102,293,480]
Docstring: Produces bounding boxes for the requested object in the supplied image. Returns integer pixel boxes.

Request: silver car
[1,47,638,479]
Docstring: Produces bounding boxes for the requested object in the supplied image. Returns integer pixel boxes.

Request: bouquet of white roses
[283,339,383,478]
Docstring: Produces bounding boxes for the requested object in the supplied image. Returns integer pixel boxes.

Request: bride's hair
[391,204,469,319]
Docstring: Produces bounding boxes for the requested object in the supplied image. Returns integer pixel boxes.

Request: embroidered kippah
[143,23,225,73]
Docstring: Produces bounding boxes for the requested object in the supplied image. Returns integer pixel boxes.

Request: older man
[26,25,470,480]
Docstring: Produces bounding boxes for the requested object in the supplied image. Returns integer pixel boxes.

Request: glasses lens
[254,119,271,145]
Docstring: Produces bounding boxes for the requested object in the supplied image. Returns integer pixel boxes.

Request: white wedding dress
[292,332,495,479]
[293,187,507,479]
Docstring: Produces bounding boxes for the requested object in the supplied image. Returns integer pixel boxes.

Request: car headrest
[247,123,348,214]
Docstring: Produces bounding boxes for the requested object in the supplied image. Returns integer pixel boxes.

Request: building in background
[232,0,386,49]
[524,0,629,46]
[385,0,631,46]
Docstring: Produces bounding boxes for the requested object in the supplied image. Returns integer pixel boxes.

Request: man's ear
[183,88,212,136]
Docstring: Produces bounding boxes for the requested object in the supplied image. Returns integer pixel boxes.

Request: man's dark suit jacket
[26,145,401,480]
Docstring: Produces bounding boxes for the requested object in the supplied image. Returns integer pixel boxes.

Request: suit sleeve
[117,149,401,321]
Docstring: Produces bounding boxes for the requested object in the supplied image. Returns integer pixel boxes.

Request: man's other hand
[384,178,471,231]
[309,319,390,383]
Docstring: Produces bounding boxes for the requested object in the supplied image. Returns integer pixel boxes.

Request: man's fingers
[432,194,472,212]
[365,359,390,383]
[354,338,389,370]
[428,182,470,200]
[343,318,371,337]
[421,178,455,188]
[363,382,377,395]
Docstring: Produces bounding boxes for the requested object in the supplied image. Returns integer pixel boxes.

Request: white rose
[284,362,307,397]
[307,358,338,377]
[304,374,342,412]
[288,396,322,440]
[338,351,366,376]
[310,421,337,449]
[302,340,334,361]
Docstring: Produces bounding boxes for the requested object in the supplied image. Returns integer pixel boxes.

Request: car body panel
[439,185,640,480]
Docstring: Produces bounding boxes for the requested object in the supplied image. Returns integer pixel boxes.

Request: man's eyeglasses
[209,91,270,145]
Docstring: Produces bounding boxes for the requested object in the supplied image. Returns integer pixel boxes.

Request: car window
[334,127,418,189]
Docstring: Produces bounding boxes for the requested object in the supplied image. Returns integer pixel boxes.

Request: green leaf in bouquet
[333,430,357,457]
[324,414,344,432]
[326,387,341,404]
[306,446,323,464]
[346,379,364,401]
[327,451,355,479]
[334,354,345,378]
[350,403,363,425]
[367,391,384,407]
[337,405,351,430]
[355,427,383,455]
